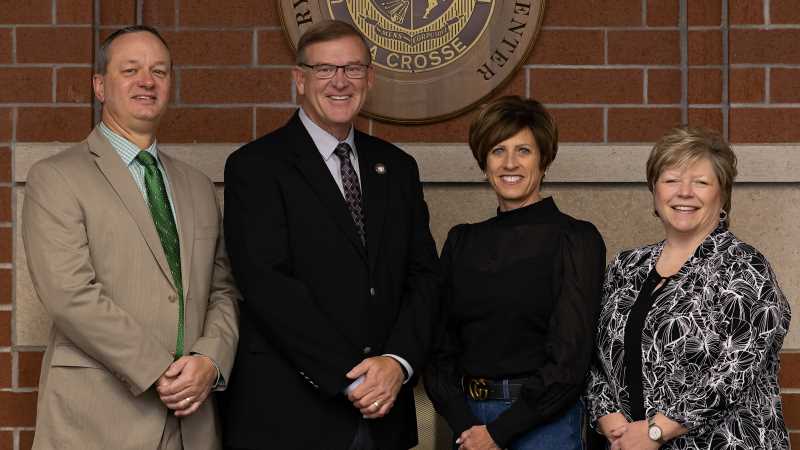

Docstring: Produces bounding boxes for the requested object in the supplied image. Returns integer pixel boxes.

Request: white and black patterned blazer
[584,224,791,449]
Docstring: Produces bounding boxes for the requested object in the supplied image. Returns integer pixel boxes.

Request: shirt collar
[98,121,160,167]
[298,107,356,161]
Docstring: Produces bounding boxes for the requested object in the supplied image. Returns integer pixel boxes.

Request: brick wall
[1,1,799,448]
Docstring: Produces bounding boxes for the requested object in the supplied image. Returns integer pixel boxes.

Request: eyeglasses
[298,63,371,79]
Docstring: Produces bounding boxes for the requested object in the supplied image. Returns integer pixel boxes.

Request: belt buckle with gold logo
[467,377,489,401]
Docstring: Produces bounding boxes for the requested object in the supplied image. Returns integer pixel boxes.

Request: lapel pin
[374,163,386,175]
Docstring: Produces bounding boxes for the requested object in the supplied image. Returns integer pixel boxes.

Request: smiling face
[654,157,723,242]
[292,35,373,140]
[484,127,544,212]
[92,31,171,141]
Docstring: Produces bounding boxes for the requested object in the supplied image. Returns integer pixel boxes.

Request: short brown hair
[296,20,371,65]
[646,126,738,218]
[468,96,558,172]
[95,25,170,75]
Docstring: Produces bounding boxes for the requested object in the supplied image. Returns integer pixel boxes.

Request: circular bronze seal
[279,0,545,123]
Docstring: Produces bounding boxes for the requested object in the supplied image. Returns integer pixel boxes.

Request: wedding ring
[373,400,380,409]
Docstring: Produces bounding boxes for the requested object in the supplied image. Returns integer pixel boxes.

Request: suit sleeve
[380,156,441,374]
[22,160,174,396]
[188,177,240,386]
[486,221,606,447]
[224,150,363,397]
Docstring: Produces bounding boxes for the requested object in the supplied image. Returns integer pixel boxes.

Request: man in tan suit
[22,25,238,450]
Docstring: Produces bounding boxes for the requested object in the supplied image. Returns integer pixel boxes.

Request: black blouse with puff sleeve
[423,197,606,447]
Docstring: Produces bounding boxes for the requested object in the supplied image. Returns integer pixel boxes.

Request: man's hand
[598,412,629,446]
[610,420,660,450]
[346,356,404,419]
[455,425,500,450]
[156,355,217,417]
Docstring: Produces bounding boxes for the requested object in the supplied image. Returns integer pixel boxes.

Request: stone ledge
[14,143,800,183]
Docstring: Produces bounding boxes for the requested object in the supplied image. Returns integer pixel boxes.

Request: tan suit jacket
[22,127,239,450]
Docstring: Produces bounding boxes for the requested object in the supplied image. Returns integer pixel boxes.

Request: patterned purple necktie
[334,142,366,245]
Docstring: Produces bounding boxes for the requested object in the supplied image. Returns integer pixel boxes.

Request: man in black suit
[222,20,440,450]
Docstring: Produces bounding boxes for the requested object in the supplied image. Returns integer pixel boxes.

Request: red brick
[0,391,37,426]
[729,68,764,103]
[158,108,252,143]
[18,351,44,388]
[255,107,296,137]
[608,108,682,142]
[549,108,604,143]
[688,108,723,133]
[779,352,800,388]
[729,108,800,143]
[100,0,135,25]
[688,30,723,66]
[792,433,800,450]
[0,187,10,223]
[0,352,10,388]
[783,393,800,429]
[0,112,10,142]
[0,431,10,450]
[648,69,681,104]
[527,30,603,66]
[0,29,11,63]
[730,30,800,64]
[771,0,800,24]
[647,0,679,26]
[162,31,251,66]
[143,0,175,26]
[730,0,764,24]
[57,0,93,24]
[179,0,279,27]
[17,26,92,64]
[496,70,527,99]
[0,68,52,102]
[181,69,292,104]
[770,69,800,103]
[0,0,51,24]
[259,30,296,66]
[372,112,476,143]
[608,31,680,65]
[17,107,93,142]
[688,68,722,104]
[688,0,722,26]
[531,69,643,104]
[56,67,92,103]
[0,310,9,346]
[544,0,642,26]
[19,431,34,450]
[0,269,10,303]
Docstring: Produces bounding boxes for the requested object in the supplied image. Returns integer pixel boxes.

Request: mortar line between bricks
[764,0,771,25]
[729,24,800,29]
[51,0,56,25]
[731,103,800,107]
[0,305,10,311]
[179,64,295,69]
[175,0,181,28]
[0,64,92,68]
[0,103,91,107]
[641,0,646,26]
[0,428,35,432]
[765,67,771,103]
[730,64,800,69]
[10,24,92,29]
[251,30,258,66]
[0,387,37,393]
[643,69,648,104]
[524,64,681,69]
[545,104,682,108]
[166,103,298,108]
[11,348,17,387]
[602,107,608,143]
[51,68,57,102]
[539,26,680,31]
[603,29,608,65]
[10,28,16,65]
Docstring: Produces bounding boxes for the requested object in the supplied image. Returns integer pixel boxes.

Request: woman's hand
[610,420,660,450]
[456,425,500,450]
[598,412,629,445]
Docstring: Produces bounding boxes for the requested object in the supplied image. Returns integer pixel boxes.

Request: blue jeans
[463,397,584,450]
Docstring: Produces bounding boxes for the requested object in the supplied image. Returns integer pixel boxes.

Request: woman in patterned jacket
[584,127,790,449]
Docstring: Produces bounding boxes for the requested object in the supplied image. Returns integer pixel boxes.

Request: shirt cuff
[344,375,365,395]
[382,354,413,383]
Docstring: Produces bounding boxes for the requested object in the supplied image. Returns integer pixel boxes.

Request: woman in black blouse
[584,127,791,449]
[424,96,606,450]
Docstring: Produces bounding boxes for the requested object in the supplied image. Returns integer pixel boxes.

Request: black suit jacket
[222,113,440,450]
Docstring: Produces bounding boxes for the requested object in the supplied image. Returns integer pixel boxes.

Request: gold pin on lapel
[374,163,386,174]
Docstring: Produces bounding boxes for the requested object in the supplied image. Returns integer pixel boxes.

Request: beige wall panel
[15,183,800,350]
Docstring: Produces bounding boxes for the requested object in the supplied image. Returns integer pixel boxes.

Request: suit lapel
[160,152,194,300]
[287,115,367,259]
[356,132,387,271]
[87,128,176,289]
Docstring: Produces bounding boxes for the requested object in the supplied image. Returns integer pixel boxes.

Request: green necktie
[136,151,184,359]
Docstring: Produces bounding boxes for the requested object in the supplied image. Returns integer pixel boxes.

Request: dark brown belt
[462,376,529,401]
